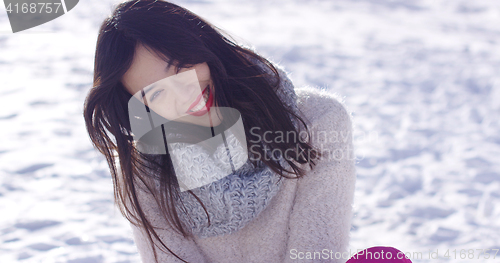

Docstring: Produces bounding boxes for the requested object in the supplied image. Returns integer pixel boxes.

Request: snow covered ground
[1,0,499,262]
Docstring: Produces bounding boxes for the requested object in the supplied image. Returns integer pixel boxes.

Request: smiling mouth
[186,85,212,115]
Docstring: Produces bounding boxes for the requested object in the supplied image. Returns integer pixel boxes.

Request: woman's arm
[130,177,209,263]
[284,87,357,263]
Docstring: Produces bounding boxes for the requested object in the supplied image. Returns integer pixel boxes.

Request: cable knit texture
[130,61,357,263]
[170,135,285,238]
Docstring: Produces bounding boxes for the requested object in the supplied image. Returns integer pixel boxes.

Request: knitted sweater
[130,73,357,263]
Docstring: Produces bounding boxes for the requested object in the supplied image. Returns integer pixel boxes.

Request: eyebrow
[141,84,156,99]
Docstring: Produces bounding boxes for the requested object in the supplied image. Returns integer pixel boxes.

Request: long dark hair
[84,0,320,262]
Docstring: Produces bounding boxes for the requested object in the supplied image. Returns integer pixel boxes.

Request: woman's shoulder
[295,86,353,131]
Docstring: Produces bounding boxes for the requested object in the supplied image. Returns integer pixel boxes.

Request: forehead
[121,44,168,95]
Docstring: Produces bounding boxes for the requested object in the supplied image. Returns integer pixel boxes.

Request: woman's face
[122,44,222,127]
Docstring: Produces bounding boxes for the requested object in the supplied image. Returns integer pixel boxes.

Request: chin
[176,111,223,127]
[200,113,223,127]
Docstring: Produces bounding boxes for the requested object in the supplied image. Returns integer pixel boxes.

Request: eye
[150,89,163,102]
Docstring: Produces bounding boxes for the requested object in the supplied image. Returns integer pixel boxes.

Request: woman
[84,0,409,262]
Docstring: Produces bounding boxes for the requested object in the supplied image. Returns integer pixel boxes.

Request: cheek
[148,96,177,120]
[194,64,211,82]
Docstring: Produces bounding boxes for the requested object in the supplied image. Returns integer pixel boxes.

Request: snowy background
[1,0,499,262]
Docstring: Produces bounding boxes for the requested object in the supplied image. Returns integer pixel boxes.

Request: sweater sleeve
[129,177,209,263]
[284,87,357,263]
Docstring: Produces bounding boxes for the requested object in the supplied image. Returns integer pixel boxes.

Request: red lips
[186,86,214,116]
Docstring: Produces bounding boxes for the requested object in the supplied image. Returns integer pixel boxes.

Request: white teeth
[189,86,210,112]
[190,100,206,112]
